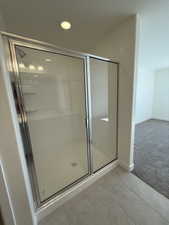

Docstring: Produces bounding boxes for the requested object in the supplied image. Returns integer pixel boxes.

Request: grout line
[98,180,142,225]
[115,168,169,223]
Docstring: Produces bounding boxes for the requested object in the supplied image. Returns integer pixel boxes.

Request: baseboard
[135,118,152,125]
[135,118,169,125]
[119,161,134,172]
[36,159,118,222]
[151,118,169,122]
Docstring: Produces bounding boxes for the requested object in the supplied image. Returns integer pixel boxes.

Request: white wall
[89,15,138,169]
[0,13,36,225]
[135,4,169,125]
[135,67,169,124]
[0,35,37,225]
[138,4,169,72]
[0,12,6,31]
[152,68,169,121]
[135,69,154,124]
[0,160,15,225]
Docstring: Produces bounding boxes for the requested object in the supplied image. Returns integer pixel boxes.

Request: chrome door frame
[1,31,119,209]
[87,56,119,173]
[2,34,91,208]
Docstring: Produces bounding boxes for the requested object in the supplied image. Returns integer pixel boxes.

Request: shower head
[16,47,26,58]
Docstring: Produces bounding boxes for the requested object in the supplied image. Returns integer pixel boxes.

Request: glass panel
[15,46,89,202]
[90,58,117,171]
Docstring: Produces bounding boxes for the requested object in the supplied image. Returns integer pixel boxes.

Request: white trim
[151,118,169,122]
[119,161,134,172]
[135,118,152,125]
[0,159,16,225]
[129,14,141,172]
[130,163,135,171]
[0,31,119,64]
[36,160,118,222]
[135,118,169,125]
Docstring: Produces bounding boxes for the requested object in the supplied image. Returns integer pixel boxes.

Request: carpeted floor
[133,119,169,199]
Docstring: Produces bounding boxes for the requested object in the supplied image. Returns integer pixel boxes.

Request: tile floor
[39,166,169,225]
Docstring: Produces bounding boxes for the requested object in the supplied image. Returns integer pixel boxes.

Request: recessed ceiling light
[60,21,71,30]
[38,66,44,71]
[29,65,35,70]
[45,58,51,62]
[19,63,25,69]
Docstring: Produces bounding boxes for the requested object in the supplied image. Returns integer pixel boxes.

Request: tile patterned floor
[39,167,169,225]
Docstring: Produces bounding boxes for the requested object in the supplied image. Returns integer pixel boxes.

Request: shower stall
[0,33,118,210]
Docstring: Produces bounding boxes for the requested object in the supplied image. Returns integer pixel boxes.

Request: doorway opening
[133,68,169,199]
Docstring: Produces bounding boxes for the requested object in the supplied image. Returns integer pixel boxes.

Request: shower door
[90,57,118,172]
[10,42,90,204]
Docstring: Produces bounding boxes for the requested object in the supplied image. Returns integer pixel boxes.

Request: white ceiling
[0,0,166,51]
[0,0,169,71]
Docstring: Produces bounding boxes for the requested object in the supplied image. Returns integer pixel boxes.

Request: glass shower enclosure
[2,33,118,208]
